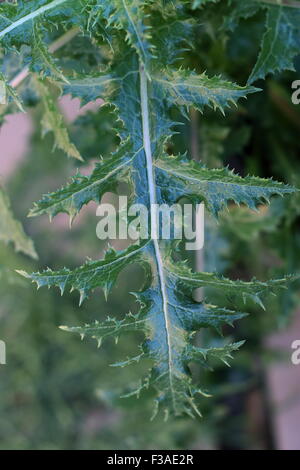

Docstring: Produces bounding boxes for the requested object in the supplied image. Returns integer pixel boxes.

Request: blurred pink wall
[267,313,300,449]
[0,112,33,179]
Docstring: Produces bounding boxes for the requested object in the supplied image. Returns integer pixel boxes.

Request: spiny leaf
[17,242,148,305]
[37,78,83,160]
[60,311,147,347]
[151,16,195,66]
[185,341,245,368]
[28,139,137,222]
[224,1,300,83]
[0,187,37,259]
[0,0,87,49]
[12,1,299,418]
[155,154,296,216]
[30,22,69,83]
[57,258,248,416]
[153,68,259,115]
[222,0,261,31]
[62,72,115,106]
[22,238,295,417]
[165,256,295,310]
[94,0,154,68]
[248,4,300,84]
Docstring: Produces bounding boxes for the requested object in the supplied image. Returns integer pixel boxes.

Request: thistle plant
[1,0,299,419]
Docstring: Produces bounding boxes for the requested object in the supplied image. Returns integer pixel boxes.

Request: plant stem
[190,108,204,301]
[139,63,175,408]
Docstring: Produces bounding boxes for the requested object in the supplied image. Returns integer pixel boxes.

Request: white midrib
[139,64,176,408]
[122,0,146,63]
[0,0,67,39]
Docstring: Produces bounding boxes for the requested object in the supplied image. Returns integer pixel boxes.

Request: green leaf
[37,78,83,160]
[165,256,294,310]
[185,341,245,368]
[223,1,300,83]
[17,242,148,305]
[151,16,194,66]
[23,239,249,416]
[18,237,295,416]
[248,4,300,84]
[154,68,259,115]
[0,0,85,48]
[94,0,154,68]
[222,0,261,31]
[28,139,137,221]
[14,2,299,418]
[155,154,296,216]
[30,22,69,83]
[62,72,115,106]
[0,187,37,259]
[60,310,147,347]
